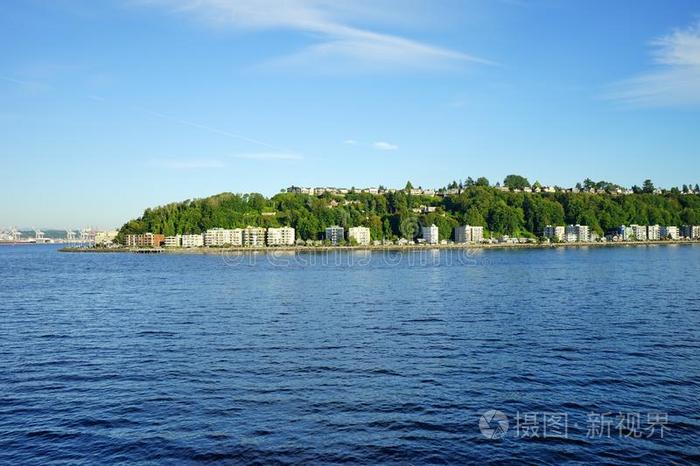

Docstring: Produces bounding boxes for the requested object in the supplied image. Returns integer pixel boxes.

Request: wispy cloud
[152,158,226,169]
[373,141,398,151]
[232,152,303,160]
[141,0,491,72]
[343,139,357,145]
[606,20,700,107]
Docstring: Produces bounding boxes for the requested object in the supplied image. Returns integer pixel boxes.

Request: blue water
[1,244,699,464]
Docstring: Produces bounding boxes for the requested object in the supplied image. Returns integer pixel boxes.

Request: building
[181,234,204,248]
[267,227,296,246]
[204,228,242,247]
[660,226,679,240]
[164,235,181,248]
[125,233,165,248]
[94,230,118,246]
[630,224,647,241]
[347,226,371,245]
[454,225,484,243]
[325,226,345,246]
[242,226,266,247]
[681,225,700,239]
[565,224,589,242]
[422,224,439,244]
[543,225,565,242]
[647,225,661,241]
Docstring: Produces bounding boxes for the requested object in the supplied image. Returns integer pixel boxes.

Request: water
[1,244,699,464]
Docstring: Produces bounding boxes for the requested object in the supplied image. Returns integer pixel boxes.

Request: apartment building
[647,225,661,241]
[565,224,589,242]
[660,226,679,240]
[181,234,204,248]
[543,225,565,242]
[681,225,700,239]
[325,226,345,246]
[204,228,243,247]
[455,225,484,243]
[164,235,181,248]
[630,224,647,241]
[125,233,165,248]
[267,227,296,246]
[94,230,119,246]
[242,226,266,247]
[347,226,371,245]
[422,224,439,244]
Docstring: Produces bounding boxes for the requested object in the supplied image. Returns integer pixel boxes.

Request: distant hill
[117,185,700,242]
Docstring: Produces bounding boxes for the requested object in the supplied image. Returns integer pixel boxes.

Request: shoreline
[59,239,700,254]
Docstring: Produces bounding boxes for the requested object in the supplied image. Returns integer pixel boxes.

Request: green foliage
[118,186,700,241]
[503,174,530,190]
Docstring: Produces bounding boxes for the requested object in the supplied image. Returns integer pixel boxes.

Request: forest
[117,177,700,243]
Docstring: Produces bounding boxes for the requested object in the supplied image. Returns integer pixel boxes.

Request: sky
[1,0,699,229]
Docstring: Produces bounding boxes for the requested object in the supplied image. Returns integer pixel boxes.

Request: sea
[1,244,699,464]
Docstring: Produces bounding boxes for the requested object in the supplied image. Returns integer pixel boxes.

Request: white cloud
[232,152,303,160]
[153,158,225,169]
[373,141,398,151]
[141,0,491,72]
[343,139,357,145]
[607,20,700,107]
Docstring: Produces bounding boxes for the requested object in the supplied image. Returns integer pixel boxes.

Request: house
[454,225,484,243]
[543,225,565,242]
[204,228,243,247]
[242,226,266,247]
[660,226,679,240]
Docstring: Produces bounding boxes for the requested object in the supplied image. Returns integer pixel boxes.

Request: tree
[405,181,414,191]
[642,179,655,194]
[503,174,530,190]
[475,177,489,187]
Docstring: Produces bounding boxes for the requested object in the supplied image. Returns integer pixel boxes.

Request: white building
[94,230,119,246]
[242,226,266,247]
[681,225,700,239]
[647,225,661,241]
[422,224,439,244]
[347,226,371,245]
[204,228,243,247]
[660,226,679,240]
[164,235,181,248]
[543,225,565,242]
[630,224,647,241]
[267,227,296,246]
[565,224,589,242]
[325,226,345,246]
[454,225,484,243]
[181,234,204,248]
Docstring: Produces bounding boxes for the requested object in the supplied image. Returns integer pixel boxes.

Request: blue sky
[1,0,699,229]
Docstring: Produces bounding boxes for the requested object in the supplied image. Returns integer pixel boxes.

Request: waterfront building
[95,230,119,246]
[325,226,345,246]
[454,225,484,243]
[347,226,371,245]
[204,228,243,247]
[630,224,647,241]
[681,225,700,239]
[565,224,589,242]
[543,225,565,242]
[164,235,181,248]
[125,233,165,248]
[647,225,661,241]
[181,234,204,248]
[267,227,296,246]
[660,226,679,240]
[242,226,266,247]
[422,224,439,244]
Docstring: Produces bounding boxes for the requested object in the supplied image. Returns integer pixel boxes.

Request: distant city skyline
[2,0,700,229]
